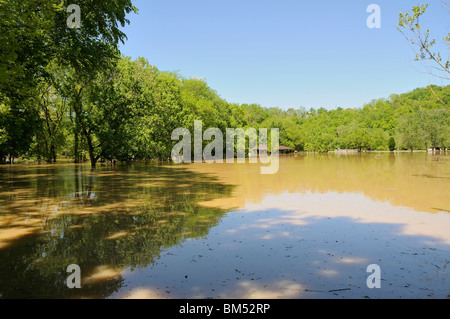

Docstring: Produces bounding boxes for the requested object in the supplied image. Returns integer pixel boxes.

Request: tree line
[1,1,449,167]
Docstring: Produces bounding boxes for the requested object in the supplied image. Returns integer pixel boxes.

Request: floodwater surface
[0,153,449,299]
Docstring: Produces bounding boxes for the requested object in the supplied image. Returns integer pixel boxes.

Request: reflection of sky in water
[112,192,450,299]
[0,153,449,299]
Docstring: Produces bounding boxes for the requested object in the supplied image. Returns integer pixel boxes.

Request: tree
[0,0,60,101]
[100,59,184,162]
[64,56,152,167]
[0,100,10,163]
[0,98,40,164]
[397,111,426,151]
[397,2,450,106]
[422,109,449,150]
[58,0,138,165]
[0,0,138,164]
[388,136,396,151]
[33,63,71,163]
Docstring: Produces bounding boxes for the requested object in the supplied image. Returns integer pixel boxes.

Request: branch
[415,30,450,76]
[429,85,447,106]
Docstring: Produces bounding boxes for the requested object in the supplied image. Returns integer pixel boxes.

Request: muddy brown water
[0,152,449,299]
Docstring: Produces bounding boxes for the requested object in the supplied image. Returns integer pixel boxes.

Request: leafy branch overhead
[397,2,450,81]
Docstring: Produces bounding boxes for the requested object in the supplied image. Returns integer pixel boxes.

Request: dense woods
[1,1,449,167]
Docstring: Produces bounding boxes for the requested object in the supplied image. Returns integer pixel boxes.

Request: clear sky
[119,0,450,110]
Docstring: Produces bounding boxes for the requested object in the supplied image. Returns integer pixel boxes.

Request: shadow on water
[0,163,237,299]
[109,208,450,299]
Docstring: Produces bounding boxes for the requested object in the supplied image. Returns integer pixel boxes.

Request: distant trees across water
[1,56,448,166]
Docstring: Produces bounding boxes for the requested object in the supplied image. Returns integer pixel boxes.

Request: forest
[1,1,449,167]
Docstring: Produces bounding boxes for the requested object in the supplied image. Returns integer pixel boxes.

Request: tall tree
[397,111,426,152]
[0,0,138,163]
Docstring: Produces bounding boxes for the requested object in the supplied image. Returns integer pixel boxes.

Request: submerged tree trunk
[51,143,56,163]
[71,101,82,164]
[87,139,96,168]
[74,118,80,163]
[84,130,98,168]
[44,139,52,163]
[89,153,97,168]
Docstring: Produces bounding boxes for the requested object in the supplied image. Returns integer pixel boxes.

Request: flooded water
[0,152,449,299]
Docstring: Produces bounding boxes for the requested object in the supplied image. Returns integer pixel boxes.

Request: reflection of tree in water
[0,164,235,298]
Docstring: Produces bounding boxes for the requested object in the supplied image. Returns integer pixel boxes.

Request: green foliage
[0,0,137,164]
[1,1,449,165]
[388,137,396,152]
[397,2,450,82]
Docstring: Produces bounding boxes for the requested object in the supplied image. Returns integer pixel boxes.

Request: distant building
[333,149,360,154]
[252,145,295,154]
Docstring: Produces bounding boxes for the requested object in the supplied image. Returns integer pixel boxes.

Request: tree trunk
[84,130,97,168]
[51,143,56,163]
[71,106,81,164]
[74,165,80,198]
[74,123,80,163]
[44,139,52,163]
[89,152,97,168]
[87,143,97,168]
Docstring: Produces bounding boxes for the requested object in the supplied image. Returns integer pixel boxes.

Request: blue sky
[119,0,450,110]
